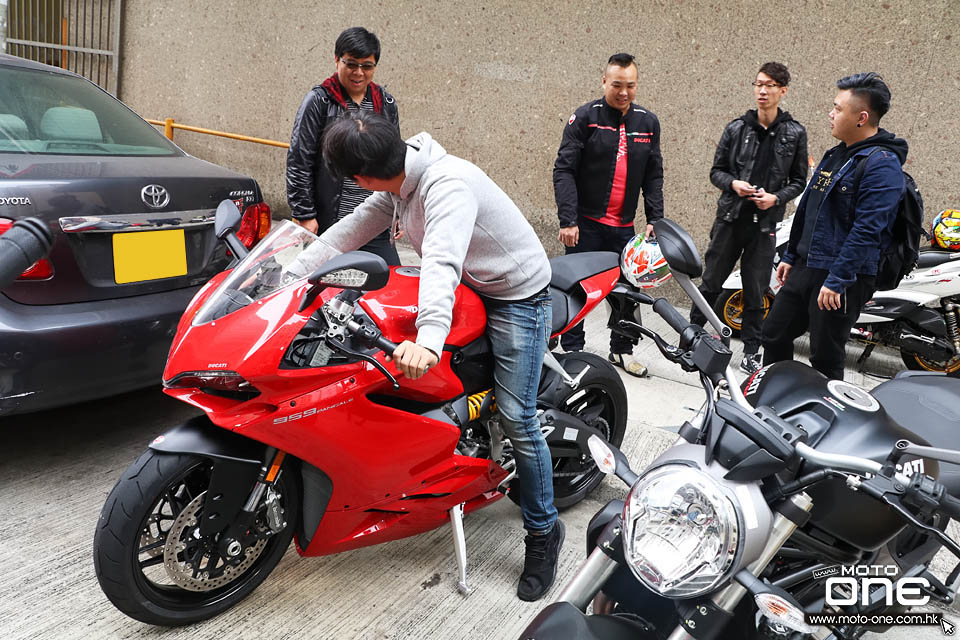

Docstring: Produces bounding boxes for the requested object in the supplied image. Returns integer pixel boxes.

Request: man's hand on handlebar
[388,341,439,380]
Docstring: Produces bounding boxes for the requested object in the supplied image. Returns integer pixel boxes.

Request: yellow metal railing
[146,118,289,149]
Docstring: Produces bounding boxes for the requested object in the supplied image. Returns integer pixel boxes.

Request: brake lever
[618,320,696,371]
[327,336,400,390]
[856,475,960,561]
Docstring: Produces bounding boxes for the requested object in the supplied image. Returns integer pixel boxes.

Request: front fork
[556,492,814,640]
[220,448,289,559]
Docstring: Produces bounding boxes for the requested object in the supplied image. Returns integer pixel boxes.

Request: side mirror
[652,218,703,279]
[214,199,249,260]
[215,199,243,238]
[298,251,390,312]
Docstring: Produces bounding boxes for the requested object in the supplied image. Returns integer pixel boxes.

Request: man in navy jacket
[762,72,906,380]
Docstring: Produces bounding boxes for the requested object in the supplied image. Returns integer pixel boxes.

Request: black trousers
[690,217,776,354]
[761,263,875,380]
[559,218,637,354]
[360,229,401,266]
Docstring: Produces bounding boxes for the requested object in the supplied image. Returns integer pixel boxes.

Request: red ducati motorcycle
[93,201,635,625]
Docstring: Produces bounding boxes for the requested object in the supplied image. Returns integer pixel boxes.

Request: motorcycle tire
[712,289,774,337]
[900,349,960,377]
[512,351,628,510]
[93,450,299,626]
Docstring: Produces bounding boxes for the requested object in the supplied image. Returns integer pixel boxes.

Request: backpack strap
[851,147,884,199]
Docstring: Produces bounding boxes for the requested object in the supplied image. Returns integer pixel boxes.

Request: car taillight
[236,202,272,249]
[164,370,260,401]
[0,217,54,280]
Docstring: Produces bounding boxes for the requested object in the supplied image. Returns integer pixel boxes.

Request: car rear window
[0,65,180,156]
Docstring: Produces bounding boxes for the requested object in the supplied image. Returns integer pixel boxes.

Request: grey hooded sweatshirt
[292,132,551,356]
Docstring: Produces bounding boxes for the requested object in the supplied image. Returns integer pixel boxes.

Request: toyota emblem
[141,184,170,209]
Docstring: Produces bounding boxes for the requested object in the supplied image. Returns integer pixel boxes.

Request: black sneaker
[517,520,565,601]
[740,353,763,374]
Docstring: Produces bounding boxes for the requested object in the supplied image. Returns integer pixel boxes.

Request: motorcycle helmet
[620,235,672,289]
[932,209,960,250]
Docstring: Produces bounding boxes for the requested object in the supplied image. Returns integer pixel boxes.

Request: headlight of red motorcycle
[163,370,260,401]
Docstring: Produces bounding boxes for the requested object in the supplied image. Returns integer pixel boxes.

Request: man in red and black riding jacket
[553,52,664,377]
[286,26,401,265]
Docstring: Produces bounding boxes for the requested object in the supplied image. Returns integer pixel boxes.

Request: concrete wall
[119,0,958,268]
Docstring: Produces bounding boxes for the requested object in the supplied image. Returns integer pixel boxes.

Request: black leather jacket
[285,81,399,230]
[710,110,808,223]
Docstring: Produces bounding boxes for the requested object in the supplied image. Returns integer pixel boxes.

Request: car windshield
[192,221,321,325]
[0,65,179,156]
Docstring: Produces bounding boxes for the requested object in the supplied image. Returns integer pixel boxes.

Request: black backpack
[853,147,927,291]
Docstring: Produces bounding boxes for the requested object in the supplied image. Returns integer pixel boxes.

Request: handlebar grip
[940,492,960,521]
[653,298,690,335]
[0,218,53,289]
[375,335,398,355]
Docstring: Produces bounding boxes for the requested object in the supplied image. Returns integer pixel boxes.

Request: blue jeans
[484,290,557,534]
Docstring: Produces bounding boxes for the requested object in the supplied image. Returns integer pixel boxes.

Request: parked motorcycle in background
[92,201,635,626]
[715,212,960,376]
[520,218,960,640]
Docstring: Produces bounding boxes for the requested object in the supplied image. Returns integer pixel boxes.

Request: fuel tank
[743,361,937,551]
[358,266,487,347]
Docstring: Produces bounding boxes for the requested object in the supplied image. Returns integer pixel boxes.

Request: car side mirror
[214,199,248,260]
[652,218,703,279]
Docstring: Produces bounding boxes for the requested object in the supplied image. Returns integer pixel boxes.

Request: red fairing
[552,266,621,338]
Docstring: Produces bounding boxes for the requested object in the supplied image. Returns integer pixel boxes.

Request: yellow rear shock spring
[467,389,496,421]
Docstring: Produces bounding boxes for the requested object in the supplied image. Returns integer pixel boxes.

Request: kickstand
[856,342,875,372]
[449,503,474,595]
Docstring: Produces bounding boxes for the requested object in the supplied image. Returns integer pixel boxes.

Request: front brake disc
[162,491,268,592]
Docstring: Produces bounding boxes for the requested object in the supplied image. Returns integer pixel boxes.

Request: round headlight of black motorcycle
[622,463,741,598]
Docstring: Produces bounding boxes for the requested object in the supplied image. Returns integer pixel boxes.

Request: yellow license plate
[113,229,188,284]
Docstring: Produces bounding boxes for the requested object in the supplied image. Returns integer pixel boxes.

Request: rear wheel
[93,450,299,626]
[536,351,628,509]
[713,289,774,337]
[901,349,960,376]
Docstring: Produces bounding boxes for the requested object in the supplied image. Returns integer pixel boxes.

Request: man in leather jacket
[285,27,401,265]
[691,62,808,374]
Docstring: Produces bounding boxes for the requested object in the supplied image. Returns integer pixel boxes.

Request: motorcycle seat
[916,249,960,270]
[548,252,619,335]
[549,252,619,292]
[872,372,960,497]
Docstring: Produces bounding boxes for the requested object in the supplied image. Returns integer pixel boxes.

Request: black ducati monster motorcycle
[521,218,960,640]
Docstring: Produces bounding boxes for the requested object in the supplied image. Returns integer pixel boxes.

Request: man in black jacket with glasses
[285,26,401,265]
[691,62,808,374]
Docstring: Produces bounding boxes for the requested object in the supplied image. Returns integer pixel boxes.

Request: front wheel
[93,450,299,626]
[538,351,628,509]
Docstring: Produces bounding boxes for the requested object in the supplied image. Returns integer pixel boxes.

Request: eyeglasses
[752,81,781,89]
[340,59,377,72]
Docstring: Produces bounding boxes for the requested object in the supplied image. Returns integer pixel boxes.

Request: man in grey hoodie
[298,110,563,601]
